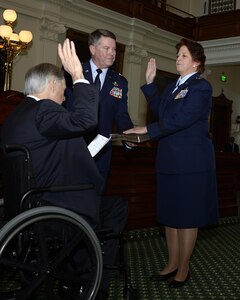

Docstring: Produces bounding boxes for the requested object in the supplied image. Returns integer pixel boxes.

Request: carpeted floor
[109,217,240,300]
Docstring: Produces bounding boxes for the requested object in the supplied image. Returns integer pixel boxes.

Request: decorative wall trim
[40,18,66,42]
[201,37,240,65]
[126,45,148,64]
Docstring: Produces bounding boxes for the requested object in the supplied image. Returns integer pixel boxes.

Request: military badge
[110,87,122,99]
[174,88,188,100]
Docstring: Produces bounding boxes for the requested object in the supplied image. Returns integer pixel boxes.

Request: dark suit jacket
[142,73,216,174]
[224,142,239,153]
[1,83,104,226]
[65,61,133,174]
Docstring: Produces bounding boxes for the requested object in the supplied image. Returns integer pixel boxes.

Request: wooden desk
[215,152,240,217]
[105,145,157,229]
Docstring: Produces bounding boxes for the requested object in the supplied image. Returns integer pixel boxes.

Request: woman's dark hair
[176,38,206,74]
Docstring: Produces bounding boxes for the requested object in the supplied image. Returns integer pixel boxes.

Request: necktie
[172,80,180,94]
[94,69,102,91]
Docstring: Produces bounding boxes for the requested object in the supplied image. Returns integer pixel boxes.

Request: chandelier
[0,9,33,91]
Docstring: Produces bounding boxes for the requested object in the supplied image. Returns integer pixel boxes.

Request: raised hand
[146,58,157,84]
[58,38,84,82]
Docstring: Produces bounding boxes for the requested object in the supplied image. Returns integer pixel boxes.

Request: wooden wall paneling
[0,90,25,125]
[87,0,195,40]
[196,10,240,40]
[210,92,233,152]
[87,0,240,41]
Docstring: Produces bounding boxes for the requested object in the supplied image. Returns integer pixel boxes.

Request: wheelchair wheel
[0,206,103,300]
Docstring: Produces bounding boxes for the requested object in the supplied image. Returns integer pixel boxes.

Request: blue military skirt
[156,170,219,228]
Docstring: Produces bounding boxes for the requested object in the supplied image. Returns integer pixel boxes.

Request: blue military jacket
[142,73,215,174]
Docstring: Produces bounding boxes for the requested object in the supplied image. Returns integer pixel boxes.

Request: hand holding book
[110,133,150,143]
[119,126,149,144]
[87,127,150,157]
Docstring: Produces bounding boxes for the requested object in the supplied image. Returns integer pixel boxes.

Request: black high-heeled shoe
[168,272,190,288]
[150,269,178,282]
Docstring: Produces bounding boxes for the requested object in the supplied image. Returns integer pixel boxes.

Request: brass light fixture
[0,9,33,91]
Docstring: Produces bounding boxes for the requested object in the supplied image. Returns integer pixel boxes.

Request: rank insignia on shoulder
[110,87,122,99]
[118,72,127,81]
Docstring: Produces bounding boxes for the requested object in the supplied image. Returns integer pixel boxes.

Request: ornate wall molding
[126,45,148,64]
[202,37,240,65]
[40,18,66,42]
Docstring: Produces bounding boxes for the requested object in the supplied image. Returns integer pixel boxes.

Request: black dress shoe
[168,272,190,288]
[150,269,178,281]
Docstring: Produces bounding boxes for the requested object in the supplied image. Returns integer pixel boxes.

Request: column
[124,44,148,125]
[40,17,66,65]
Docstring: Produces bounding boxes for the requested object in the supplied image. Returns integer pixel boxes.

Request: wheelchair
[0,144,138,300]
[0,144,103,299]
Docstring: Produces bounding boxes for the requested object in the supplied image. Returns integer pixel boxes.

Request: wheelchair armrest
[32,184,94,193]
[5,144,31,160]
[20,183,94,212]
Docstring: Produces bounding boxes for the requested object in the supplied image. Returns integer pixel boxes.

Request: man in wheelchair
[0,39,128,299]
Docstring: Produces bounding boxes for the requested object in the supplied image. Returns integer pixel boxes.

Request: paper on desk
[88,134,111,157]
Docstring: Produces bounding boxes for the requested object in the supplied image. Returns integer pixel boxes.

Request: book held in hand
[88,133,150,157]
[110,133,150,143]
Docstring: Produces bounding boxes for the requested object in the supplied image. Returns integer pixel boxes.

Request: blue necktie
[94,69,102,91]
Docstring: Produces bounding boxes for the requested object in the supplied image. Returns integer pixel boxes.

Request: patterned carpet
[109,217,240,300]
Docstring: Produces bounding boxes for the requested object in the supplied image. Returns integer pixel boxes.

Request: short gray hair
[88,29,116,46]
[24,63,64,94]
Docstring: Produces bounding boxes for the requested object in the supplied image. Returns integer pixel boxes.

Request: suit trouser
[41,195,128,294]
[99,196,128,293]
